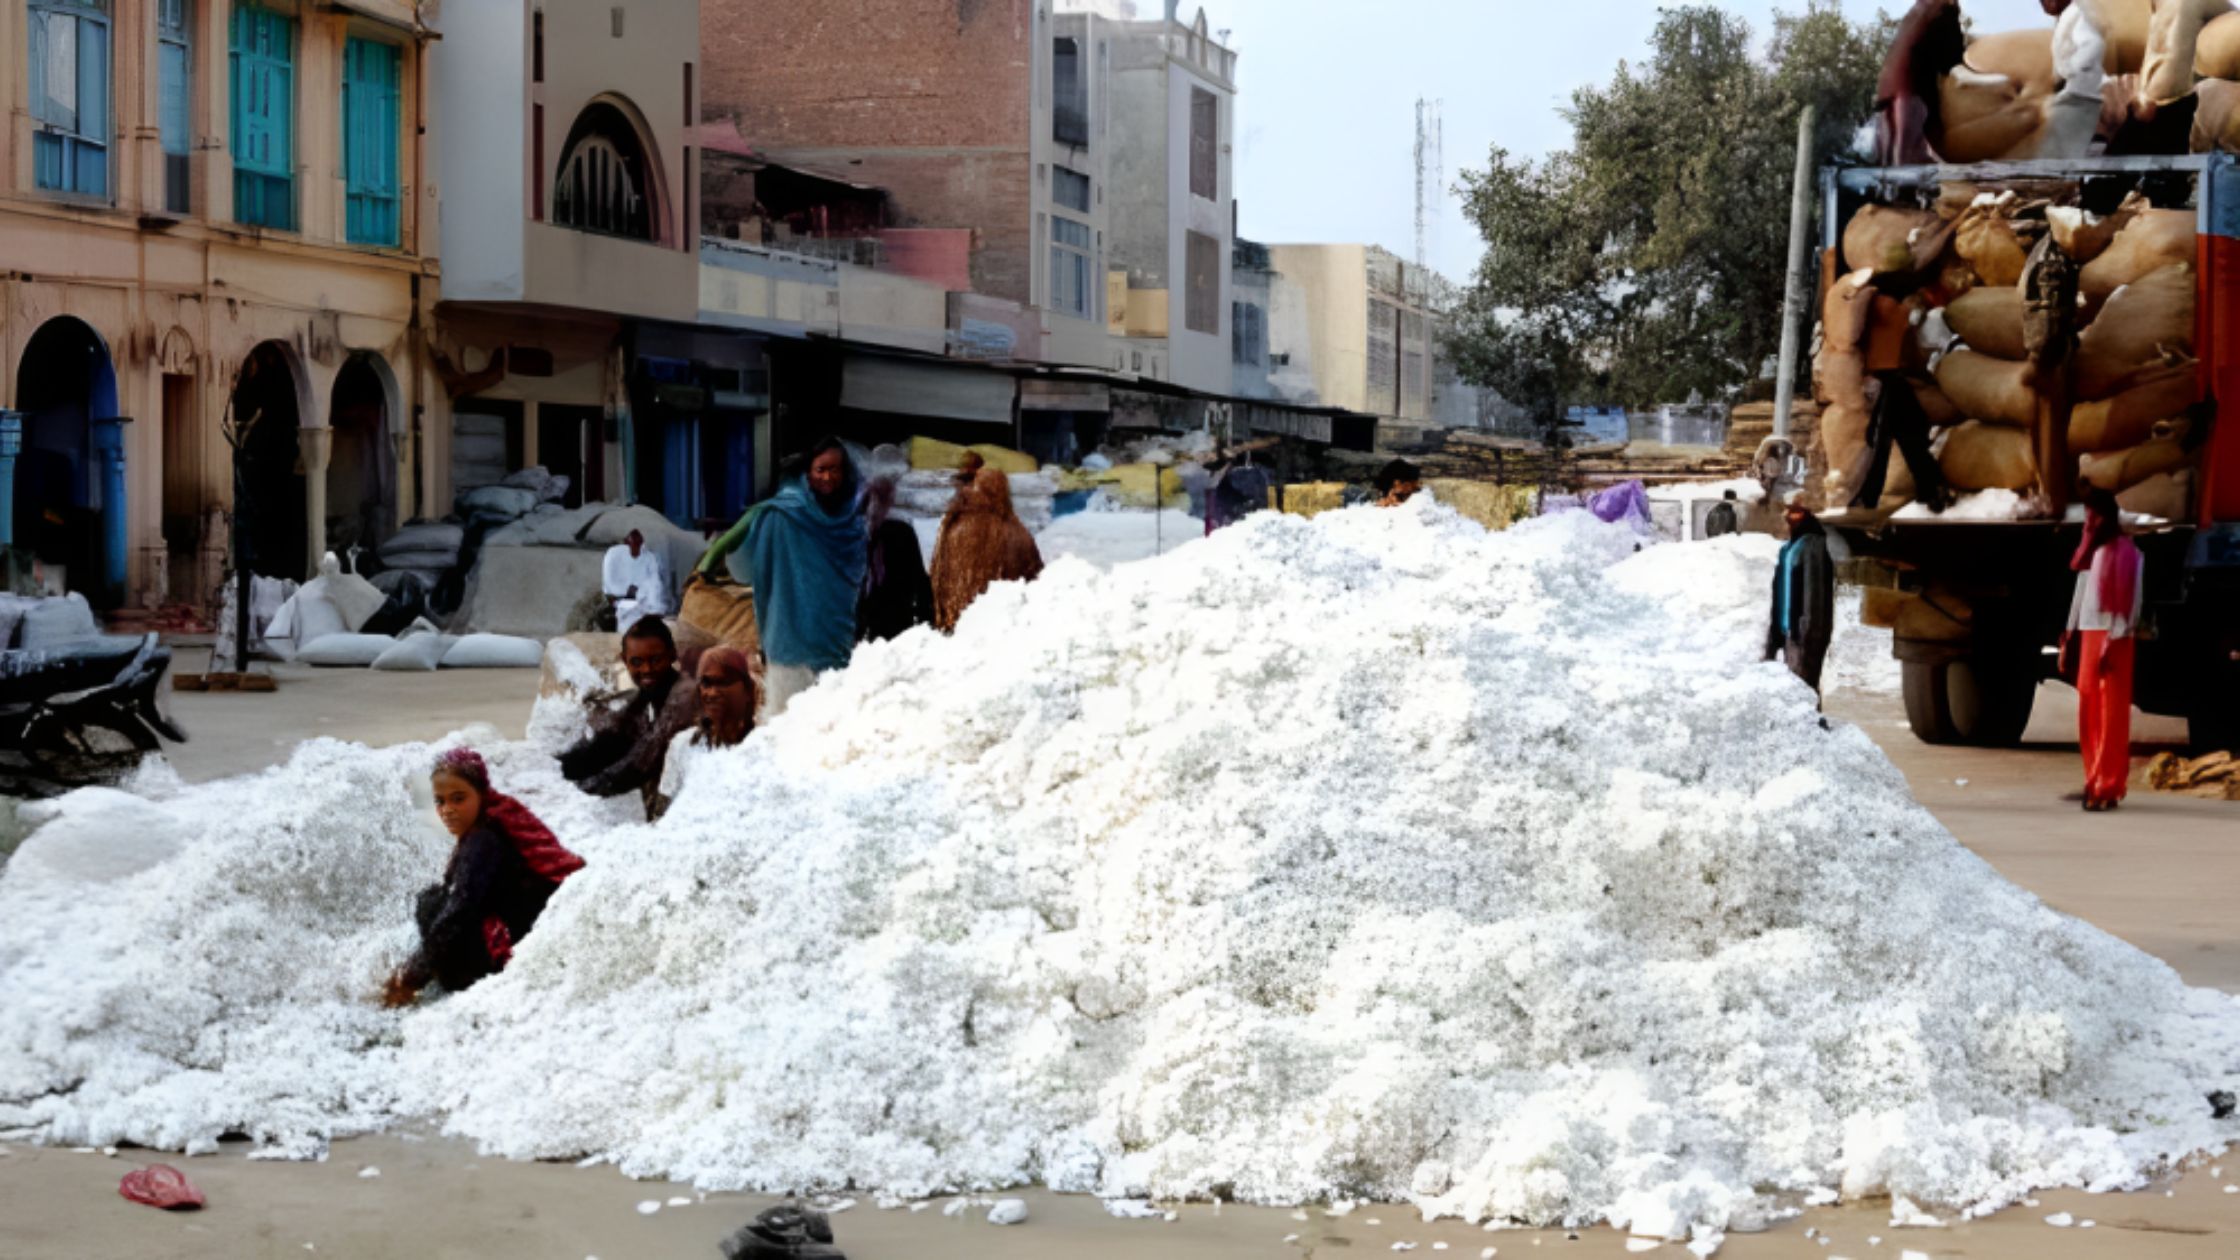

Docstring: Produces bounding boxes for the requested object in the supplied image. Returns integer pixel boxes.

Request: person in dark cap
[1374,459,1423,507]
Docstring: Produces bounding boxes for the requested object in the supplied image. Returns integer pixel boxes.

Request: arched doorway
[327,355,393,558]
[14,317,122,605]
[229,342,305,580]
[552,99,668,242]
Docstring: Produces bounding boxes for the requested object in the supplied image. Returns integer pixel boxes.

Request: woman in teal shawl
[696,439,866,716]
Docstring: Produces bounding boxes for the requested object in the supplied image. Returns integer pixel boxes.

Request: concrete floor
[2,673,2234,1259]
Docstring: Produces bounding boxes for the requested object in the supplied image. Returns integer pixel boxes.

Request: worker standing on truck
[2064,490,2145,812]
[1764,503,1836,699]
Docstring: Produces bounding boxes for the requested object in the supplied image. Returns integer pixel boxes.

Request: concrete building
[1267,243,1443,426]
[1096,2,1234,397]
[0,0,440,610]
[1230,236,1275,400]
[428,0,755,531]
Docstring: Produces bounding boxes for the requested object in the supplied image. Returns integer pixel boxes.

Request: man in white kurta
[602,530,671,633]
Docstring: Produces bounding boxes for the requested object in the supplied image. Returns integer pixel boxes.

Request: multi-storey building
[1097,1,1233,396]
[1267,243,1444,426]
[1,0,439,609]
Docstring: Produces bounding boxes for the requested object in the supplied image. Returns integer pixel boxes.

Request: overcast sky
[1217,0,2053,280]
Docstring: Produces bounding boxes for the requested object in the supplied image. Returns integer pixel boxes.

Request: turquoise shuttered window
[230,5,296,230]
[343,37,401,246]
[158,0,191,214]
[28,1,112,198]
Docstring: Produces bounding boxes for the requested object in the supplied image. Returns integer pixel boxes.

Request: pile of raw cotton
[3,503,2236,1244]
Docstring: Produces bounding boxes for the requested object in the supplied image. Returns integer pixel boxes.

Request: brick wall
[700,0,1035,303]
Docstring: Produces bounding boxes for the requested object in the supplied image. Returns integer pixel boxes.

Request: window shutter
[231,7,295,228]
[344,38,401,245]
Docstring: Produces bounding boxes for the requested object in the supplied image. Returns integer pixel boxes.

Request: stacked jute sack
[1815,186,2198,519]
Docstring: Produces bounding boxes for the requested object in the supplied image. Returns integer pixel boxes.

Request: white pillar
[299,425,333,576]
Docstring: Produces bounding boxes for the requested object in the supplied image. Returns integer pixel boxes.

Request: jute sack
[1820,402,1873,505]
[1941,420,2038,492]
[1843,206,1952,276]
[2068,360,2196,451]
[2076,262,2196,398]
[1954,203,2032,287]
[2079,209,2194,311]
[2085,0,2155,73]
[1934,349,2039,427]
[2118,468,2193,520]
[2046,195,2144,264]
[1945,286,2027,361]
[1937,31,2057,163]
[679,575,763,661]
[1914,380,1965,426]
[2080,418,2194,492]
[1816,347,1868,411]
[2143,0,2230,105]
[2197,9,2240,77]
[2191,76,2240,152]
[1822,272,1877,350]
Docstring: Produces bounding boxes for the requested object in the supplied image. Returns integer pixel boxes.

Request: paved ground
[1,672,2233,1259]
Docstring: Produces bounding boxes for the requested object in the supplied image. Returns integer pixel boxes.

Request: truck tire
[1903,656,2036,747]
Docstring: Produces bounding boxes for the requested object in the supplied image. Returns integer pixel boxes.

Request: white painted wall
[1162,56,1231,396]
[431,0,528,301]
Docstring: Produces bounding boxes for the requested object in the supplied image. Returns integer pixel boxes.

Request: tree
[1445,2,1889,423]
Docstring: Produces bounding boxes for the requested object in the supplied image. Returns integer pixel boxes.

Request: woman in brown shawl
[930,467,1044,632]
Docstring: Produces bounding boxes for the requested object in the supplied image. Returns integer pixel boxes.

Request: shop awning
[841,355,1015,425]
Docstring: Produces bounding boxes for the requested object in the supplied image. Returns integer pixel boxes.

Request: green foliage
[1447,2,1890,423]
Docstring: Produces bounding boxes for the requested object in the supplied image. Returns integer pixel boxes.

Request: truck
[1819,153,2240,751]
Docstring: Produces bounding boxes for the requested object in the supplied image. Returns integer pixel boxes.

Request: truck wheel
[1903,656,2036,747]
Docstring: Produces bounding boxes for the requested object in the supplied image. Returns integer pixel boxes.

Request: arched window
[553,102,660,241]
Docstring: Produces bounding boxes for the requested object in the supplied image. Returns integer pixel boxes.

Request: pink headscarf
[2071,491,2140,619]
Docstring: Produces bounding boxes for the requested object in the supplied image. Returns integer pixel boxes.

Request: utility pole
[1772,104,1816,441]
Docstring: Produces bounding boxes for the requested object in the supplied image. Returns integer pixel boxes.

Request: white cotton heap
[3,502,2237,1240]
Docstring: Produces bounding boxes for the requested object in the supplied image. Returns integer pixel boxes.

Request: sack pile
[1814,187,2199,518]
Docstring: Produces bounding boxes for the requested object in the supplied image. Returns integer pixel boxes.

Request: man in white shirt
[602,529,671,633]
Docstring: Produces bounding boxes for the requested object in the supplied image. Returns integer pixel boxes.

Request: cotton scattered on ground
[2,500,2235,1244]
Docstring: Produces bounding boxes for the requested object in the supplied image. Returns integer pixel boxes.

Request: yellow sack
[1426,480,1537,532]
[2144,0,2230,105]
[1934,349,2038,428]
[2193,76,2240,153]
[1914,380,1964,426]
[1279,482,1348,518]
[2076,263,2196,399]
[679,575,763,661]
[1941,420,2037,492]
[2117,469,2193,520]
[1080,462,1187,508]
[2087,0,2155,73]
[2067,361,2197,452]
[1944,287,2027,362]
[907,435,1039,474]
[2079,209,2195,312]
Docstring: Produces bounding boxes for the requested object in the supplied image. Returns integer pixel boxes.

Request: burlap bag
[1819,402,1873,505]
[2086,0,2155,72]
[2191,77,2240,152]
[2144,0,2230,105]
[2076,262,2195,398]
[1954,204,2031,287]
[2080,418,2194,492]
[2117,469,2193,520]
[1945,286,2027,361]
[2046,195,2143,264]
[1934,349,2039,427]
[2197,9,2240,77]
[1941,420,2038,491]
[2067,360,2196,451]
[1915,380,1965,426]
[1843,206,1952,276]
[2079,209,2194,311]
[1937,31,2057,162]
[1822,273,1877,350]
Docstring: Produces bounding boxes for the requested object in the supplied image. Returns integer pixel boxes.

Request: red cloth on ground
[2077,630,2135,804]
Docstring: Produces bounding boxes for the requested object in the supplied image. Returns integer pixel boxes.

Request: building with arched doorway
[1,0,441,612]
[429,0,752,529]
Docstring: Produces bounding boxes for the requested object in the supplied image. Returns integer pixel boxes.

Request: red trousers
[2076,630,2134,804]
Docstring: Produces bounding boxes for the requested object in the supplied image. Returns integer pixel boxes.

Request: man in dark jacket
[558,616,700,818]
[1765,504,1837,697]
[1704,490,1741,538]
